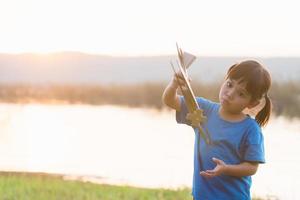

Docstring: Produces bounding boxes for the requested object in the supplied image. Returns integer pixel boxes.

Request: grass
[0,80,300,118]
[0,172,268,200]
[0,172,191,200]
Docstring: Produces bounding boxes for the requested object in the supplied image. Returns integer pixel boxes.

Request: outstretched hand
[200,157,227,178]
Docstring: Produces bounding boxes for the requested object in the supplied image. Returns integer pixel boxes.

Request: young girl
[162,60,271,200]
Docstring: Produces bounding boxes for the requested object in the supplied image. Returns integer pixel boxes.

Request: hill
[0,52,299,85]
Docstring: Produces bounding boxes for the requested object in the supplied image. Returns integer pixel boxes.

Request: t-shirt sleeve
[242,124,265,163]
[176,96,214,126]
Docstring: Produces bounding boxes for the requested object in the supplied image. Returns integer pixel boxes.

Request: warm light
[0,0,299,56]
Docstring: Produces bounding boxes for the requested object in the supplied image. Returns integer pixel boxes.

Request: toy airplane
[170,43,211,144]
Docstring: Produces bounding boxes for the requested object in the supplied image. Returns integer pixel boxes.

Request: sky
[0,0,299,57]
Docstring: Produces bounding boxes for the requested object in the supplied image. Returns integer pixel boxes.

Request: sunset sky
[0,0,299,57]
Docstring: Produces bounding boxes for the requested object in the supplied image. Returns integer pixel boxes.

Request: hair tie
[264,93,269,99]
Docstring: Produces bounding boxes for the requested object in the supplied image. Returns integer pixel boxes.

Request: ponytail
[255,95,272,127]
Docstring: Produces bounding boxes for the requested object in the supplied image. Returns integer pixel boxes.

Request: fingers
[173,73,185,87]
[174,72,184,81]
[205,169,215,173]
[200,158,226,178]
[200,170,216,178]
[175,72,192,82]
[173,72,191,88]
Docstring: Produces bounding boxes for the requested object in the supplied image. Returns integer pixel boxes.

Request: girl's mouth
[221,98,229,105]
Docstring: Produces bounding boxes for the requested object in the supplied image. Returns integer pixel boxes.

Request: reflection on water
[0,103,299,199]
[0,103,194,188]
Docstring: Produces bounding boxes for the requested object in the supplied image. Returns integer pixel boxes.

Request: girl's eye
[226,81,232,87]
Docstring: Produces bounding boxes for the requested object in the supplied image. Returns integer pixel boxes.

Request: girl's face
[219,79,255,114]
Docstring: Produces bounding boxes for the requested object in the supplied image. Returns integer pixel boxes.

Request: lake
[0,103,299,200]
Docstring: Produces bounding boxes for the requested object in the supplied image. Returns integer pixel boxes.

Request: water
[0,103,299,200]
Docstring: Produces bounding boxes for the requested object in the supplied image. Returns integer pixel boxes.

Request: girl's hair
[226,60,272,127]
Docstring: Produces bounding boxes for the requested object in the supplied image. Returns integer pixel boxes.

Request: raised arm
[162,73,182,111]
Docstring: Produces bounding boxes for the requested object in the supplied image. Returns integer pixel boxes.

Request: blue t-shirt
[176,96,265,200]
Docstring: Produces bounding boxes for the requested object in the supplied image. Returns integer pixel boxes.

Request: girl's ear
[247,100,260,109]
[243,98,266,117]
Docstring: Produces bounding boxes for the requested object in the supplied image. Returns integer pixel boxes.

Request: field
[0,80,299,118]
[0,172,267,200]
[0,172,191,200]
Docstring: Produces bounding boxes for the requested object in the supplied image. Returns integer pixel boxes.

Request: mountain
[0,52,299,85]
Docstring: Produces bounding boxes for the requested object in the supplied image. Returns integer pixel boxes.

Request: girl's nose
[226,89,234,100]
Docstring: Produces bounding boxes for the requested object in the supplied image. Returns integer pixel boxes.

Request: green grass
[0,172,267,200]
[0,172,191,200]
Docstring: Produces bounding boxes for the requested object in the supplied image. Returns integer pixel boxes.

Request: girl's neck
[218,106,247,123]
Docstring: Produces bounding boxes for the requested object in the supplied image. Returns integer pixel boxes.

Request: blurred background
[0,0,300,199]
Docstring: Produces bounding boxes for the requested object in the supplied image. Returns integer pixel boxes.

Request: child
[162,60,271,200]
